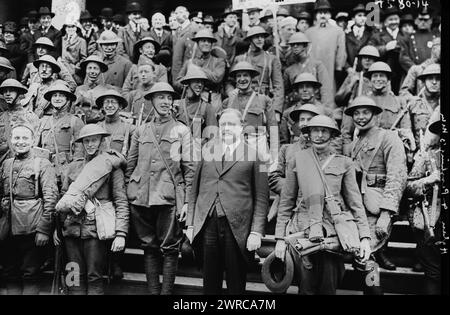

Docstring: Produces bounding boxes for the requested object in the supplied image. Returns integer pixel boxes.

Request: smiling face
[102,96,121,116]
[4,32,16,44]
[385,14,400,31]
[152,13,165,29]
[152,92,173,117]
[352,107,377,131]
[219,111,243,145]
[82,135,103,156]
[11,126,34,155]
[235,71,252,91]
[86,62,101,80]
[40,15,52,29]
[82,20,92,31]
[370,72,389,91]
[101,43,118,57]
[316,10,331,24]
[128,12,142,24]
[188,79,204,96]
[140,42,156,59]
[198,39,213,53]
[51,92,69,109]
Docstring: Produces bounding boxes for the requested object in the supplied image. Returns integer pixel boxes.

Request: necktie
[222,146,232,168]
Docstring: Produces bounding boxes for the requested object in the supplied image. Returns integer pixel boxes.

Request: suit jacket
[20,31,40,63]
[148,28,173,68]
[172,22,200,80]
[345,26,373,69]
[187,139,269,264]
[118,24,146,60]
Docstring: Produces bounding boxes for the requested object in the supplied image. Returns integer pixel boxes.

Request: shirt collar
[386,27,399,39]
[222,138,241,155]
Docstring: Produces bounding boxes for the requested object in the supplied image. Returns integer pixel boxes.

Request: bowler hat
[100,8,114,19]
[314,0,332,12]
[80,11,94,22]
[126,2,143,14]
[352,4,367,17]
[37,7,55,18]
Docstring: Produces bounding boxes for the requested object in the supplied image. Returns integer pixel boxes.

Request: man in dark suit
[187,108,269,295]
[34,7,62,58]
[149,12,173,69]
[118,2,146,60]
[368,7,406,94]
[345,4,372,70]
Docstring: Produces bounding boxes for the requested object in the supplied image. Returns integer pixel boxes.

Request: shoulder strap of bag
[362,129,386,173]
[49,118,62,173]
[242,91,257,122]
[34,157,40,198]
[310,150,340,216]
[147,121,179,188]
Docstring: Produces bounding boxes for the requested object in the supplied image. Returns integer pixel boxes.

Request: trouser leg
[65,237,87,295]
[144,248,162,295]
[84,238,107,295]
[415,230,442,295]
[202,215,224,295]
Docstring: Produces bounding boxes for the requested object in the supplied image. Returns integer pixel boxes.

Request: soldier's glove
[375,210,392,239]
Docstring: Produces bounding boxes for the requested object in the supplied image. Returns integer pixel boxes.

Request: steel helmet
[288,32,311,45]
[133,36,161,55]
[80,55,108,73]
[301,115,341,136]
[144,82,178,100]
[32,37,55,50]
[245,26,268,40]
[229,61,260,78]
[43,81,76,102]
[0,57,15,72]
[289,103,324,122]
[192,29,217,43]
[261,251,294,294]
[364,61,392,79]
[0,79,28,95]
[344,96,383,116]
[358,45,380,59]
[95,89,128,109]
[76,124,110,143]
[180,65,209,85]
[33,55,61,73]
[293,72,322,88]
[97,30,122,45]
[417,63,440,81]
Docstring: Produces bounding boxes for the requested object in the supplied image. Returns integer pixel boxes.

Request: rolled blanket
[56,151,126,215]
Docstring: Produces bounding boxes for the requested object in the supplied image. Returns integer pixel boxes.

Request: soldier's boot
[6,281,22,295]
[375,248,396,271]
[160,252,179,295]
[144,249,161,295]
[22,279,40,295]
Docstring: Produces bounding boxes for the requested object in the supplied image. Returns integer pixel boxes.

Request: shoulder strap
[242,91,257,122]
[363,129,386,173]
[34,157,40,197]
[147,121,178,188]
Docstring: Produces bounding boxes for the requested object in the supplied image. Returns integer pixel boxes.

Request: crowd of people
[0,0,443,296]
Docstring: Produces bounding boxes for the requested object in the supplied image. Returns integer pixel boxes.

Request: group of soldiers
[0,0,444,295]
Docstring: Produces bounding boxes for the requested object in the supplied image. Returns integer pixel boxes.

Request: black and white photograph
[0,0,447,301]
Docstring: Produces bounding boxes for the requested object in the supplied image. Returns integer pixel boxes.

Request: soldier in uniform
[56,124,129,295]
[175,29,226,113]
[96,90,135,156]
[283,32,334,110]
[96,31,133,89]
[274,115,371,295]
[341,62,415,157]
[175,65,217,143]
[346,96,407,280]
[0,79,39,161]
[73,55,112,124]
[25,55,77,118]
[230,27,284,122]
[407,64,440,149]
[35,82,85,184]
[21,37,55,87]
[406,118,442,294]
[281,73,325,145]
[0,122,58,294]
[126,82,195,295]
[122,37,168,95]
[221,61,278,164]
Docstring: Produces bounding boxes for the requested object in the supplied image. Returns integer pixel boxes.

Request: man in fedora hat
[368,6,407,94]
[345,4,373,71]
[187,108,269,294]
[306,0,347,97]
[202,15,215,33]
[98,8,115,34]
[96,30,133,88]
[216,9,245,66]
[149,12,173,69]
[231,26,284,121]
[126,82,195,295]
[80,10,99,56]
[3,22,27,75]
[296,11,312,33]
[35,81,85,182]
[34,7,62,58]
[172,6,201,82]
[400,14,415,37]
[0,121,58,295]
[0,79,39,160]
[118,2,145,60]
[399,7,440,73]
[25,55,77,118]
[174,29,226,112]
[400,37,440,97]
[19,10,41,64]
[246,7,263,28]
[274,114,371,295]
